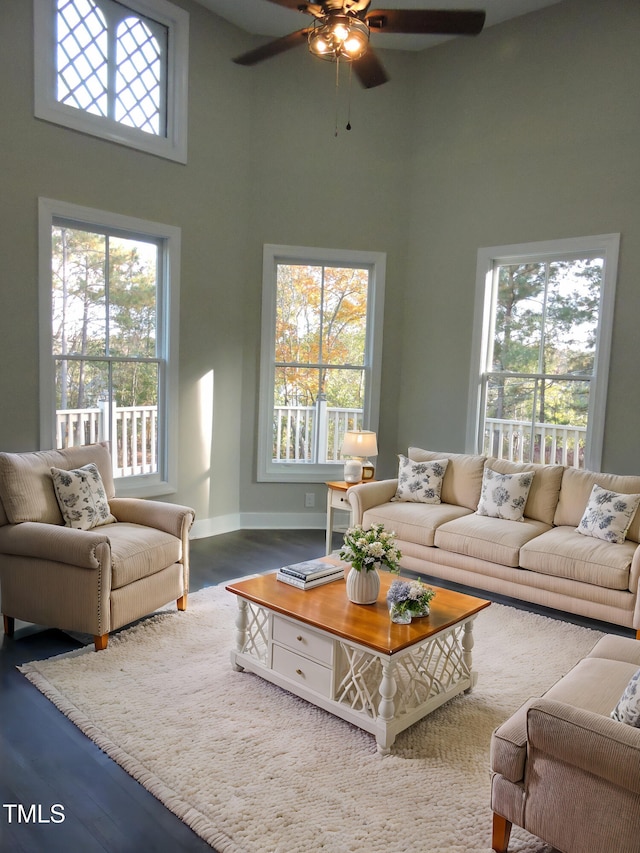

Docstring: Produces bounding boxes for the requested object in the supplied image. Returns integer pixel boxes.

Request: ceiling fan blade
[365,9,486,35]
[261,0,306,8]
[351,47,389,89]
[262,0,323,13]
[233,28,310,66]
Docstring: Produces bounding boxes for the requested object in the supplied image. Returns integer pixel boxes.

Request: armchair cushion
[51,463,116,530]
[0,442,115,525]
[108,523,182,588]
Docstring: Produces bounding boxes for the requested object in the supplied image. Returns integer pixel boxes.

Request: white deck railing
[57,407,588,473]
[273,405,363,463]
[56,404,158,477]
[484,417,586,469]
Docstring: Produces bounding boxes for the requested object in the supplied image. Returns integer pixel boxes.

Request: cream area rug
[20,581,604,853]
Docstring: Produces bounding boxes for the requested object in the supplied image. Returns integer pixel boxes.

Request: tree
[274,263,368,409]
[52,226,158,411]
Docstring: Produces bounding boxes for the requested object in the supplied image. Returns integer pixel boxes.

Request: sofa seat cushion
[107,522,182,589]
[520,526,636,590]
[362,502,472,548]
[434,514,551,568]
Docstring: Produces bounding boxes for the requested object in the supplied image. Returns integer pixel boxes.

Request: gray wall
[0,0,638,536]
[396,0,640,478]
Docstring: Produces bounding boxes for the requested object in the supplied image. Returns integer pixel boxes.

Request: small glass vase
[389,604,412,624]
[410,604,430,618]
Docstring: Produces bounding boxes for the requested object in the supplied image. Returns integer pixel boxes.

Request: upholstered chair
[490,634,640,853]
[0,442,194,651]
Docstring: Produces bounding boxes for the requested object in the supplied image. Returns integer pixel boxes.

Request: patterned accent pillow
[576,484,640,544]
[476,467,534,522]
[611,668,640,727]
[51,463,116,530]
[392,455,449,504]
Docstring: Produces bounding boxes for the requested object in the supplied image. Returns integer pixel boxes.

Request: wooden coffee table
[226,570,490,754]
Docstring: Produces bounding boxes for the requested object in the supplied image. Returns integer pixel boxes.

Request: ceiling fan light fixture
[308,15,369,62]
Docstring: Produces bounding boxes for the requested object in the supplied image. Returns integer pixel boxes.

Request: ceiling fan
[233,1,486,89]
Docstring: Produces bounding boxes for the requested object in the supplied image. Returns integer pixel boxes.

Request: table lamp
[341,430,378,483]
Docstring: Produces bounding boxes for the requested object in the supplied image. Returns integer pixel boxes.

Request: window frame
[33,0,189,163]
[258,244,386,483]
[466,234,620,472]
[38,197,181,497]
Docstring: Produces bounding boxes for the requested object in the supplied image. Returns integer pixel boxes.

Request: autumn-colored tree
[275,263,368,410]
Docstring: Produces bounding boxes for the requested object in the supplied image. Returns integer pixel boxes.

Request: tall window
[39,199,181,496]
[33,0,189,162]
[467,235,620,472]
[258,245,386,483]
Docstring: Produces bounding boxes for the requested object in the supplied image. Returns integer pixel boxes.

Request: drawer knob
[296,635,303,642]
[295,668,303,676]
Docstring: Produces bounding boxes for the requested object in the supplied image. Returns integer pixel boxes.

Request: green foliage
[52,226,159,411]
[490,257,602,428]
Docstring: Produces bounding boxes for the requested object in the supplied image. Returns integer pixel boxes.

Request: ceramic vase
[346,567,380,604]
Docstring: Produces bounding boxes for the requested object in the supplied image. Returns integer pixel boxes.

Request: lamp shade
[341,430,378,459]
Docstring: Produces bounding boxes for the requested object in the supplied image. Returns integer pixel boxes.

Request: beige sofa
[0,442,195,650]
[347,448,640,637]
[490,633,640,852]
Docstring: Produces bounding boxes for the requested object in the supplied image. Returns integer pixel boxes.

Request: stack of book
[276,558,344,590]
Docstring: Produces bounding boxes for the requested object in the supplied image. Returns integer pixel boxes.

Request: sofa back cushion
[485,458,564,525]
[0,442,116,526]
[554,467,640,543]
[408,448,486,510]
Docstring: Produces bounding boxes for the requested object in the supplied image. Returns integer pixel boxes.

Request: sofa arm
[527,698,640,794]
[0,522,109,569]
[109,498,195,539]
[347,479,398,524]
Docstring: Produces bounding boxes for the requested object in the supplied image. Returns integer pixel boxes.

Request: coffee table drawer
[272,615,333,665]
[272,645,333,697]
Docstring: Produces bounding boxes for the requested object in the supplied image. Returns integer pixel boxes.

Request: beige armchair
[0,442,195,651]
[490,634,640,853]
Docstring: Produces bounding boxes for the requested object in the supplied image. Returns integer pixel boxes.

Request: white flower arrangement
[339,523,401,574]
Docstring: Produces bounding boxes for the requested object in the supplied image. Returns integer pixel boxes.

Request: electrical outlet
[305,492,315,508]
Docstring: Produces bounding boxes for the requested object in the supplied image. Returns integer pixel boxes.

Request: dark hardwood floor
[0,528,633,852]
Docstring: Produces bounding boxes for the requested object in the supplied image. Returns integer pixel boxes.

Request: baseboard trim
[190,512,331,539]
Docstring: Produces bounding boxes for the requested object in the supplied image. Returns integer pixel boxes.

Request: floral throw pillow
[392,455,449,504]
[51,463,116,530]
[476,467,534,522]
[576,484,640,544]
[611,668,640,727]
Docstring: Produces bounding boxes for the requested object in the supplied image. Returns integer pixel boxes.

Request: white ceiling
[194,0,563,51]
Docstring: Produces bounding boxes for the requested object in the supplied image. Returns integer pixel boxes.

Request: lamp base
[343,459,363,484]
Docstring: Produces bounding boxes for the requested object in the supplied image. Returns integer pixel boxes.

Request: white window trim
[38,197,181,497]
[258,244,386,483]
[33,0,189,163]
[466,233,620,473]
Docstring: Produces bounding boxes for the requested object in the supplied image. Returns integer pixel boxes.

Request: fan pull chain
[346,62,353,131]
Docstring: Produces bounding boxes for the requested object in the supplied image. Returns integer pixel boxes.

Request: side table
[325,481,353,554]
